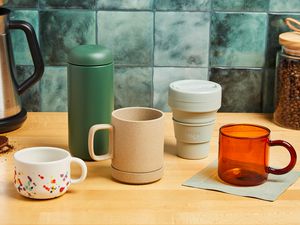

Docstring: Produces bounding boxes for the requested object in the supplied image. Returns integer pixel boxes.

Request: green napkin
[183,161,300,201]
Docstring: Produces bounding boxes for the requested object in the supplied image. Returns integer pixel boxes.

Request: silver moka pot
[0,7,44,133]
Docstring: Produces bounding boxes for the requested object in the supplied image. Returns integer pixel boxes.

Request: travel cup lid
[68,45,113,66]
[168,80,222,112]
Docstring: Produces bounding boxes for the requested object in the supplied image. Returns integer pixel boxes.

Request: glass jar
[274,36,300,129]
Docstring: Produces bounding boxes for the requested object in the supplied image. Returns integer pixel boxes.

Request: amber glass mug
[218,124,297,186]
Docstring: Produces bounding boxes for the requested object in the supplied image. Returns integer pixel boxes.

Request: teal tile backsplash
[39,10,96,65]
[115,67,152,108]
[39,0,95,9]
[210,68,263,112]
[212,0,269,11]
[40,67,67,111]
[155,0,211,11]
[98,11,153,66]
[7,0,37,8]
[269,0,300,12]
[155,12,209,67]
[210,12,267,67]
[96,0,153,10]
[7,0,300,112]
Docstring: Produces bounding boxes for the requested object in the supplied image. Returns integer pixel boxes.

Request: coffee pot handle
[88,124,113,161]
[9,21,44,95]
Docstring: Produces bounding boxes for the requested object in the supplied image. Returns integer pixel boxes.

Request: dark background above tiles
[6,0,300,112]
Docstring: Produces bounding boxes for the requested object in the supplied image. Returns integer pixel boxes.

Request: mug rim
[14,146,70,165]
[219,123,271,139]
[112,107,163,122]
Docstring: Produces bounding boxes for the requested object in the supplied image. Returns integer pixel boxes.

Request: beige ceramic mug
[88,107,164,184]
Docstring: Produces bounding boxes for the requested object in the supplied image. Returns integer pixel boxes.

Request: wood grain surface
[0,112,299,225]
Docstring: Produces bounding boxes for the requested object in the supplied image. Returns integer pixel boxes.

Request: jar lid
[279,18,300,52]
[168,80,222,112]
[68,45,113,66]
[279,32,300,50]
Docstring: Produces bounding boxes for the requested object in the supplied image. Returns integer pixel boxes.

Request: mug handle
[88,124,113,161]
[266,140,297,175]
[70,157,87,184]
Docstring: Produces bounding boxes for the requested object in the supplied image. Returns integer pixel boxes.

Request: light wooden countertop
[0,112,299,225]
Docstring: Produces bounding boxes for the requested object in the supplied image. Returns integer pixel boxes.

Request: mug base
[177,141,210,160]
[17,191,66,200]
[111,166,164,184]
[218,168,267,186]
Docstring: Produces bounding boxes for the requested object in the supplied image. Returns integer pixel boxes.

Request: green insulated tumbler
[67,45,114,160]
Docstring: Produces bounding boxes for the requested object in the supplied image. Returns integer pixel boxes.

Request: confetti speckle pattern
[14,168,70,198]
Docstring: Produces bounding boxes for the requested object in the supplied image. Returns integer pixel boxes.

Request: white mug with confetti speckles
[13,147,87,199]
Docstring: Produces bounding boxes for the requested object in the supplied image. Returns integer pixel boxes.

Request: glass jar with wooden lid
[274,18,300,129]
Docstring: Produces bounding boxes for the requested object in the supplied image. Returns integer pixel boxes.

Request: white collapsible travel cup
[168,80,222,159]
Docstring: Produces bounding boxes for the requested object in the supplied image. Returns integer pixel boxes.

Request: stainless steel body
[0,30,22,118]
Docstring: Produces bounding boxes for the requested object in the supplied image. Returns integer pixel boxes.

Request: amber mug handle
[266,140,297,175]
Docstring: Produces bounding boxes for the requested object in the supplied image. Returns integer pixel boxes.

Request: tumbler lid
[168,80,222,112]
[68,45,113,66]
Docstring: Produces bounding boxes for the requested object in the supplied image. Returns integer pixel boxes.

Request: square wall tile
[210,68,263,112]
[269,0,300,12]
[98,11,153,66]
[96,0,153,10]
[40,10,96,66]
[265,14,300,68]
[153,67,208,111]
[16,65,41,111]
[10,10,39,65]
[40,67,67,111]
[210,12,267,67]
[115,67,152,108]
[7,0,37,8]
[40,0,95,9]
[155,0,211,11]
[155,12,210,67]
[212,0,269,11]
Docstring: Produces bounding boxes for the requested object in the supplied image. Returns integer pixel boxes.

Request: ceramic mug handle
[70,157,87,184]
[266,140,297,175]
[88,124,114,161]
